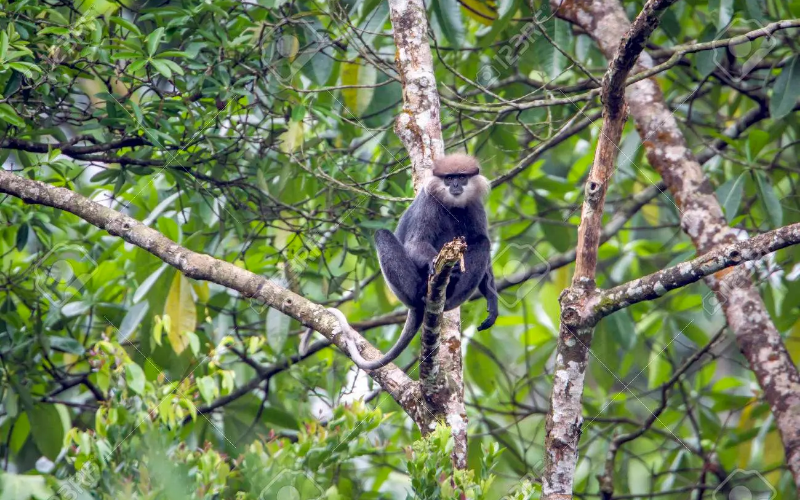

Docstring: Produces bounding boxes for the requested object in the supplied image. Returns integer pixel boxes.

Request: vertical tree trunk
[387,0,469,468]
[552,0,800,489]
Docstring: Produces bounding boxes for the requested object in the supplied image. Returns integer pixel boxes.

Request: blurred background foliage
[0,0,800,497]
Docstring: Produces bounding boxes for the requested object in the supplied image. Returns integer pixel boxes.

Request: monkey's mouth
[449,188,463,196]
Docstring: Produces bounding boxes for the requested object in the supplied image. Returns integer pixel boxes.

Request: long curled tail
[327,307,424,370]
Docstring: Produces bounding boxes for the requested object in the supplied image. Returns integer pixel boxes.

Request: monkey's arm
[404,240,439,275]
[477,268,499,331]
[328,307,424,370]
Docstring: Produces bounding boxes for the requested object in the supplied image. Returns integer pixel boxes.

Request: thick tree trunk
[542,1,679,497]
[552,0,800,490]
[387,0,469,468]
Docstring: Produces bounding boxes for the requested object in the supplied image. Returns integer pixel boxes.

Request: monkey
[329,153,499,370]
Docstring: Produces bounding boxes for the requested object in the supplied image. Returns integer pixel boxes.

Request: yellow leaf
[459,0,496,25]
[633,184,660,226]
[164,273,196,354]
[279,33,300,61]
[787,319,800,363]
[341,63,377,115]
[642,204,660,226]
[279,120,304,153]
[736,402,755,468]
[192,282,210,303]
[553,265,570,294]
[342,63,359,112]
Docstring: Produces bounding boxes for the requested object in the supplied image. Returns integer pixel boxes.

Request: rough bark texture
[598,222,800,316]
[543,1,677,498]
[419,238,466,398]
[389,0,445,191]
[0,170,434,429]
[387,0,468,468]
[552,0,800,490]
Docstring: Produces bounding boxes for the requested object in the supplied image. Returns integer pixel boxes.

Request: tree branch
[419,238,467,400]
[0,170,436,427]
[597,222,800,318]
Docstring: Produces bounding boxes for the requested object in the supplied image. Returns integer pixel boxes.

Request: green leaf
[0,472,52,500]
[145,27,165,56]
[110,16,142,35]
[8,62,40,78]
[118,301,149,342]
[755,170,782,227]
[0,32,8,62]
[460,0,496,25]
[709,0,733,30]
[260,407,300,429]
[61,301,91,317]
[197,376,217,404]
[432,0,465,48]
[9,413,29,453]
[266,307,291,352]
[160,59,184,76]
[4,389,17,419]
[49,336,86,355]
[29,404,69,460]
[746,129,770,162]
[604,309,636,350]
[90,169,120,183]
[133,264,168,303]
[716,173,745,220]
[150,59,172,79]
[125,362,146,395]
[647,348,670,389]
[14,224,28,251]
[341,63,376,116]
[0,103,25,127]
[769,55,800,120]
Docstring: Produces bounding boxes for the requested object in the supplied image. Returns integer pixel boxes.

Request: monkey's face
[426,174,489,208]
[443,174,468,196]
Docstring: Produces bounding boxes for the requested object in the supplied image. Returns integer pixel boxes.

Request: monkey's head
[426,154,490,208]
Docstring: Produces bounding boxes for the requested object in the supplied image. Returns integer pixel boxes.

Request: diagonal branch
[0,170,436,428]
[597,222,800,318]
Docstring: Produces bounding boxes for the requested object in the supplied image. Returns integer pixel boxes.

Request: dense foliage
[1,0,800,497]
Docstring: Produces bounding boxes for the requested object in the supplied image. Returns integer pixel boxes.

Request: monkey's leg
[477,269,499,331]
[375,230,426,307]
[444,238,490,310]
[328,307,424,370]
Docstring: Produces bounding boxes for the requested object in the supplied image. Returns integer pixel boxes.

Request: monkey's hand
[477,310,498,331]
[428,258,437,276]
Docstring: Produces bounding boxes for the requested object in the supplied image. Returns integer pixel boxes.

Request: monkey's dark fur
[336,154,499,370]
